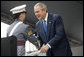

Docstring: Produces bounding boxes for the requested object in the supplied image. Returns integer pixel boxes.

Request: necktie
[43,20,47,37]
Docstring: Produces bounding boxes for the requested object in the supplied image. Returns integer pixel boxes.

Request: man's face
[34,6,45,20]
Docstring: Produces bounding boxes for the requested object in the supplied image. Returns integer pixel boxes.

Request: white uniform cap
[10,4,26,14]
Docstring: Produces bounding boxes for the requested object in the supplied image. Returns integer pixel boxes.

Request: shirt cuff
[47,43,51,48]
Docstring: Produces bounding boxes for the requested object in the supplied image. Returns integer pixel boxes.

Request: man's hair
[34,2,48,12]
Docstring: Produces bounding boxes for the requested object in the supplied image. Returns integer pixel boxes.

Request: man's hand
[40,44,50,53]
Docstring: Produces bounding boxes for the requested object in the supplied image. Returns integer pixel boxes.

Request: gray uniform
[7,19,30,56]
[7,19,39,56]
[7,19,29,41]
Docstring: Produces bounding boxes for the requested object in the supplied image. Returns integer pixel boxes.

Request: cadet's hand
[40,44,49,53]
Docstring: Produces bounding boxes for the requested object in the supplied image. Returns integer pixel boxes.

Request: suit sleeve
[36,23,43,48]
[48,15,66,48]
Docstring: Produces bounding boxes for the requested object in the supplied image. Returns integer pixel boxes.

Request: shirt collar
[44,13,48,22]
[42,13,48,22]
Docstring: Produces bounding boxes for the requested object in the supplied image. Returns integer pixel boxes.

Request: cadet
[7,4,38,56]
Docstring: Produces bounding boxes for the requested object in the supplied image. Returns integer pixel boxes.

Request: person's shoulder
[49,13,62,21]
[22,23,29,29]
[49,13,61,18]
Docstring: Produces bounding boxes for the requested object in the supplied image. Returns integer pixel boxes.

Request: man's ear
[43,9,47,14]
[43,9,47,12]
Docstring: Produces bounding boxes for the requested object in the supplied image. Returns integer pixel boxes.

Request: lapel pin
[49,22,51,24]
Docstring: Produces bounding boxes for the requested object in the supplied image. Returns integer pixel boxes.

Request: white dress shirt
[42,13,51,48]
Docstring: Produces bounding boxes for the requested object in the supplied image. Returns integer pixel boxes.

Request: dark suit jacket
[36,13,72,56]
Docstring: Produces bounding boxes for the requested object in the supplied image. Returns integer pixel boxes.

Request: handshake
[30,35,50,53]
[28,33,50,52]
[27,29,50,52]
[40,44,50,53]
[26,44,50,56]
[27,32,50,56]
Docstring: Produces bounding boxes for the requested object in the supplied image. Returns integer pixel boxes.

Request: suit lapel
[47,13,53,39]
[39,20,47,41]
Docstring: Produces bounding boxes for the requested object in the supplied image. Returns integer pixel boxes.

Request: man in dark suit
[34,2,72,56]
